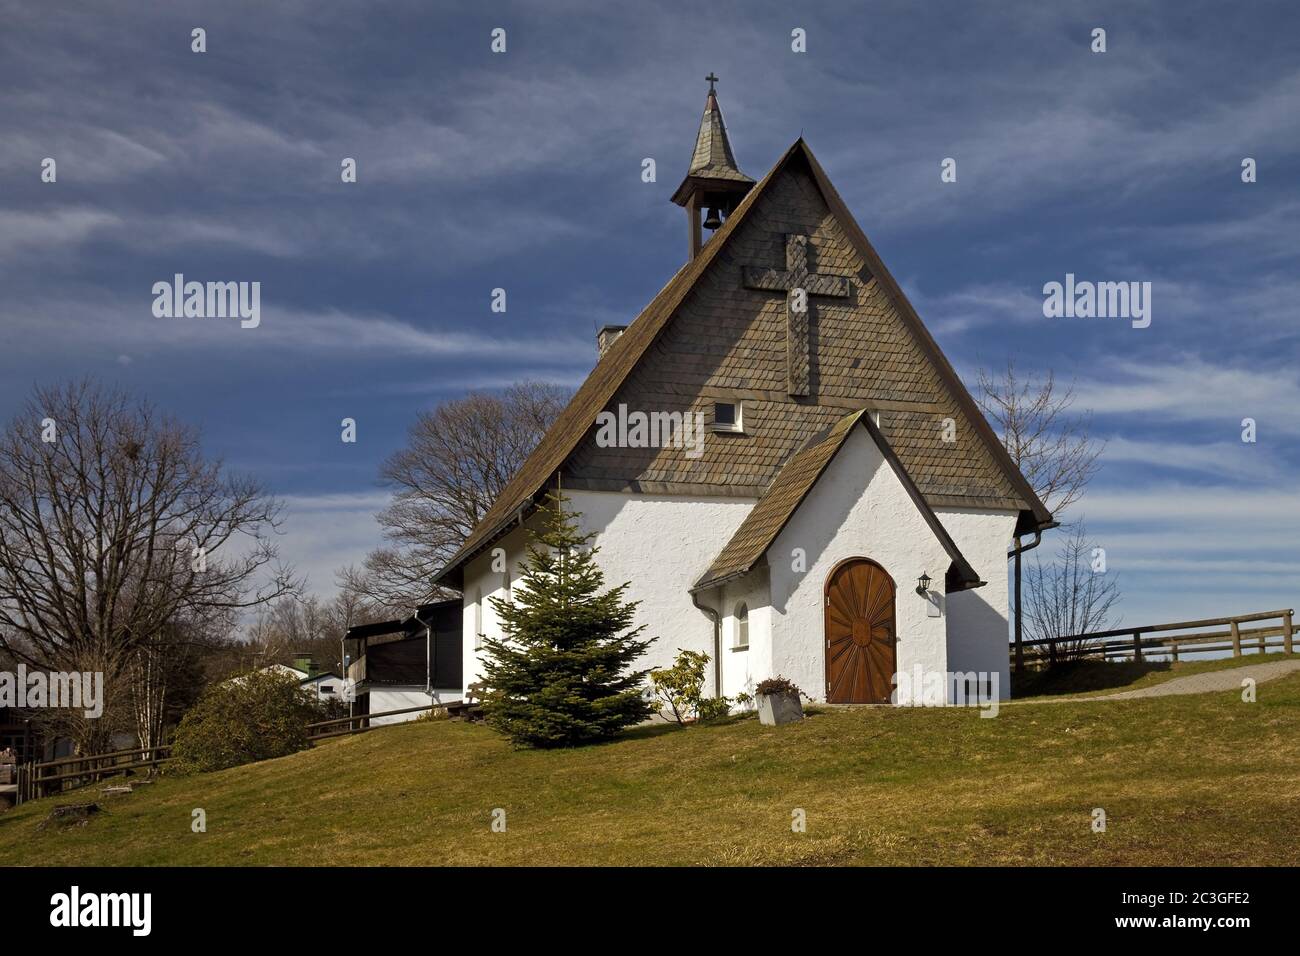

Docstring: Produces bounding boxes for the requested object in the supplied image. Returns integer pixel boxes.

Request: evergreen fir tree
[481,491,654,747]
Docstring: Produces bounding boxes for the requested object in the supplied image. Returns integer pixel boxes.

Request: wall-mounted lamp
[916,572,931,596]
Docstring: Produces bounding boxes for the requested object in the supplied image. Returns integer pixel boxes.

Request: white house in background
[299,672,345,703]
[238,662,346,704]
[435,84,1054,705]
[259,663,310,682]
[343,600,463,726]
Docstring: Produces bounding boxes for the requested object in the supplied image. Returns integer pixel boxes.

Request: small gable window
[712,401,743,433]
[734,602,749,650]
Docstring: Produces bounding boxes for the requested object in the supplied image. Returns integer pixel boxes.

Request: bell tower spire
[671,74,755,260]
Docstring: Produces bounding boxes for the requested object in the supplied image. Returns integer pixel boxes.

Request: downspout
[413,610,433,697]
[341,635,352,722]
[691,590,723,698]
[1007,530,1045,674]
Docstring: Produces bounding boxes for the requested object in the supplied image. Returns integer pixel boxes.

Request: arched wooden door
[824,558,896,704]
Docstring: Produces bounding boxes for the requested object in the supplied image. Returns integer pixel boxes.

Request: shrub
[170,669,321,773]
[755,676,804,698]
[649,649,740,724]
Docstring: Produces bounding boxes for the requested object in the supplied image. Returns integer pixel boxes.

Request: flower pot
[756,689,803,726]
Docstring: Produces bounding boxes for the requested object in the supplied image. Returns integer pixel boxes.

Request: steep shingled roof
[685,91,753,183]
[434,139,1052,589]
[691,409,982,593]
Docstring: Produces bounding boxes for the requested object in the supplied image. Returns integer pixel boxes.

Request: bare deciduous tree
[126,610,227,751]
[976,361,1104,517]
[242,586,386,678]
[978,360,1113,669]
[349,382,570,610]
[0,381,295,751]
[1024,522,1121,657]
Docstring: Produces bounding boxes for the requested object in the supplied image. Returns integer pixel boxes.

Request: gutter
[1007,521,1058,673]
[690,590,723,698]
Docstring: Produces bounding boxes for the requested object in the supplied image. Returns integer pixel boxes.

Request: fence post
[1133,630,1143,663]
[1170,639,1179,662]
[1049,639,1058,666]
[1230,619,1241,657]
[1284,610,1294,655]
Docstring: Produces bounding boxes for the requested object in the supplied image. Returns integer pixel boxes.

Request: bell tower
[671,73,755,260]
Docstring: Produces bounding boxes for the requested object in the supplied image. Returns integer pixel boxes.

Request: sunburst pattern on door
[825,558,896,703]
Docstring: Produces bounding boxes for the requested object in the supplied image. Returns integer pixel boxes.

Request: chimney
[597,325,628,358]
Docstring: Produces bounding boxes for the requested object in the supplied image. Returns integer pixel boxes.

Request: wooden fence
[1016,608,1295,669]
[305,704,440,742]
[11,743,174,805]
[7,703,442,807]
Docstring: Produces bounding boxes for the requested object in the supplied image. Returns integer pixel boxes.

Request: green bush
[649,649,742,724]
[170,668,321,773]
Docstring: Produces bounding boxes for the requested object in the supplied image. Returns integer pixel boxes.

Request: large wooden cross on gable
[743,234,852,397]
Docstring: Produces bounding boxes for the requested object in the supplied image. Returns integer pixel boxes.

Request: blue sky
[3,1,1298,624]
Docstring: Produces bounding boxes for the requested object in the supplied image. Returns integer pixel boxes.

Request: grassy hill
[3,666,1299,866]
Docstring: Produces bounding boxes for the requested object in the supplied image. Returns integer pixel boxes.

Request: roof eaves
[692,409,983,593]
[691,410,866,593]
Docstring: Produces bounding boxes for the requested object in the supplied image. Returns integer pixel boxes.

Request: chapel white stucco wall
[936,507,1018,701]
[767,426,953,703]
[460,491,756,696]
[565,490,756,678]
[718,571,770,702]
[461,522,529,695]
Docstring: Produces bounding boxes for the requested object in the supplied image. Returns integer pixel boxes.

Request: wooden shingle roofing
[434,139,1052,589]
[684,91,753,184]
[691,409,983,594]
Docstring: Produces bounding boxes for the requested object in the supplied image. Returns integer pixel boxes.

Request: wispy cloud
[1074,356,1300,435]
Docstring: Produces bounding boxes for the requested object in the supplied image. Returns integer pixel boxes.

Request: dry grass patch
[2,669,1298,866]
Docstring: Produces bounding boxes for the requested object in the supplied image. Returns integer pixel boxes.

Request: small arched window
[734,602,749,649]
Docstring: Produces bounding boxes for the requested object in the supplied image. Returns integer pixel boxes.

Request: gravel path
[1082,658,1300,700]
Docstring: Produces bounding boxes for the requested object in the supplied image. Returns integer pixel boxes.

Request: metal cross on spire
[705,72,719,93]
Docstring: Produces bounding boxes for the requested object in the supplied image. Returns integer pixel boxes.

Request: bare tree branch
[0,380,295,751]
[976,360,1105,517]
[352,381,570,611]
[1024,522,1122,656]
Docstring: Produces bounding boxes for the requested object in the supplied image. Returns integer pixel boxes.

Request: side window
[734,602,749,649]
